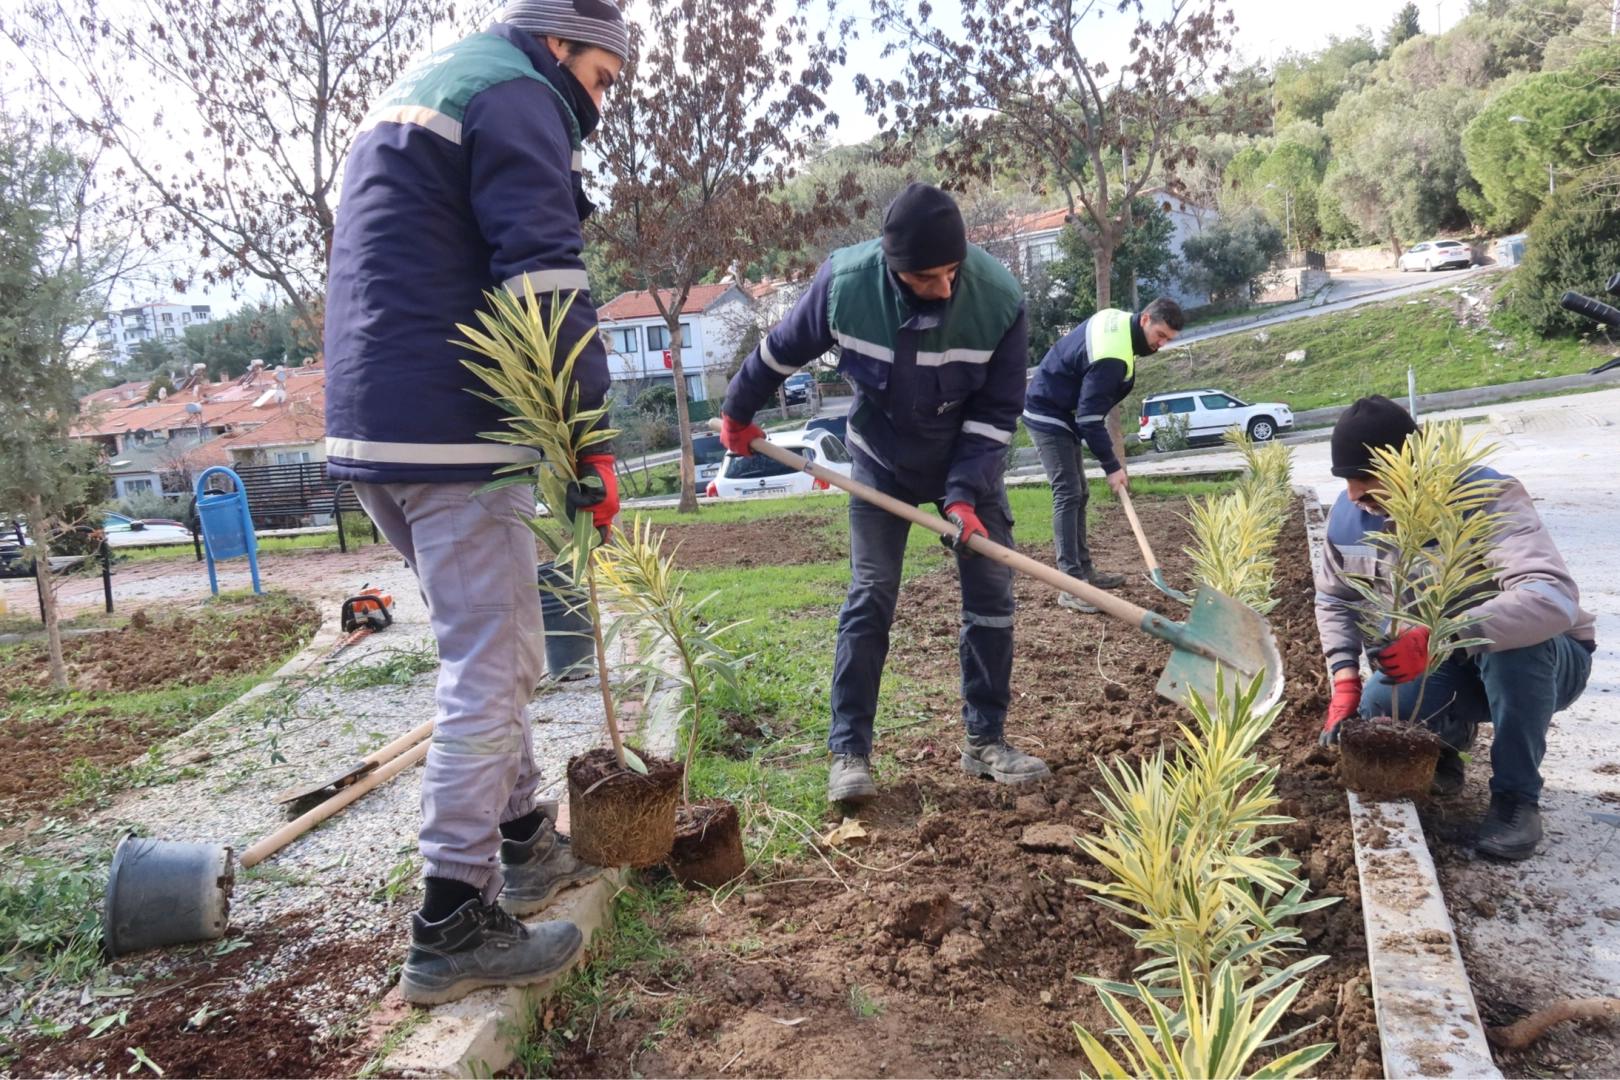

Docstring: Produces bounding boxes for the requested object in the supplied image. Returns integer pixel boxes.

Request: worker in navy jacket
[1022,301,1183,612]
[720,183,1051,805]
[322,0,625,1006]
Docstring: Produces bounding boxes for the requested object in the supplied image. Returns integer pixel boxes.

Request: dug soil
[542,495,1382,1079]
[0,595,320,812]
[8,922,403,1079]
[660,511,845,570]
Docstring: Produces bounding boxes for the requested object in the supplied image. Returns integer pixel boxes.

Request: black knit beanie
[1330,395,1419,479]
[881,183,967,273]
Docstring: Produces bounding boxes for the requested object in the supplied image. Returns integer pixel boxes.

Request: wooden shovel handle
[706,420,1155,628]
[1117,489,1160,573]
[362,719,435,767]
[241,737,431,868]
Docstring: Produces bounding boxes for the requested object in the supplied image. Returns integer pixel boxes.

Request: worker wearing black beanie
[881,182,968,274]
[1330,394,1419,479]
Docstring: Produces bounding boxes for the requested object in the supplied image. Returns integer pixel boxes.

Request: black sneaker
[498,819,604,918]
[1431,750,1465,798]
[399,900,583,1005]
[1476,793,1542,861]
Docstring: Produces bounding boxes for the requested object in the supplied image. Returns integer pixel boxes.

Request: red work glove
[1371,626,1431,685]
[941,501,987,557]
[720,414,766,456]
[1320,673,1362,746]
[567,453,620,531]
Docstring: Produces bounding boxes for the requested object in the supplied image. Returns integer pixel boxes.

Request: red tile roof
[596,283,745,321]
[218,405,326,450]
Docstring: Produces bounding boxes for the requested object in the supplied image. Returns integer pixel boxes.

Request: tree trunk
[1130,269,1140,312]
[667,319,699,514]
[1093,245,1114,313]
[32,501,69,691]
[1389,230,1404,259]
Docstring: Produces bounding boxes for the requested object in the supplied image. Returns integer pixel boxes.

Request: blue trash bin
[194,466,261,596]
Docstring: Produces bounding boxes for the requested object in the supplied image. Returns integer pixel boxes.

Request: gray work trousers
[354,481,545,897]
[1028,424,1094,579]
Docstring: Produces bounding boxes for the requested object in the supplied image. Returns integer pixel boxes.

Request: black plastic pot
[537,561,595,680]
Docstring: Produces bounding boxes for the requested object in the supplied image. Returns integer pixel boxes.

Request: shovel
[270,718,433,811]
[707,421,1283,713]
[1117,488,1192,604]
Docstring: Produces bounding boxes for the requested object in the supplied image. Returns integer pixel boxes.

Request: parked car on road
[689,433,727,484]
[1398,240,1472,272]
[805,414,848,443]
[707,428,853,499]
[101,512,193,547]
[1139,389,1293,451]
[782,371,817,406]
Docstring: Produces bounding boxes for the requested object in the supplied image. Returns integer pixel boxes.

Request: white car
[1398,240,1472,272]
[707,428,853,499]
[102,511,193,547]
[1139,389,1293,450]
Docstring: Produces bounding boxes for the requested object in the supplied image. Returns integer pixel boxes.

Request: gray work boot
[399,900,583,1005]
[1431,749,1465,798]
[1476,792,1542,861]
[1058,592,1098,614]
[498,818,604,918]
[1081,566,1127,590]
[962,738,1053,784]
[828,753,879,805]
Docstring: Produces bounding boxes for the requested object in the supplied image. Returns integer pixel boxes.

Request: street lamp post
[1265,183,1293,247]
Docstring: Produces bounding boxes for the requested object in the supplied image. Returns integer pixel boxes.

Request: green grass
[1128,282,1614,420]
[623,478,1232,865]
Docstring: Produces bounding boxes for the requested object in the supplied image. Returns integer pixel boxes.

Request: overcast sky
[16,0,1440,314]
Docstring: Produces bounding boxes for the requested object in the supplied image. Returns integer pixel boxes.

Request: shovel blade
[1153,586,1284,714]
[1147,568,1192,604]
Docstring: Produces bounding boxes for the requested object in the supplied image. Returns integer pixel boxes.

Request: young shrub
[455,283,641,771]
[593,516,748,801]
[1341,420,1506,723]
[1073,952,1335,1080]
[1185,490,1281,613]
[1225,428,1293,524]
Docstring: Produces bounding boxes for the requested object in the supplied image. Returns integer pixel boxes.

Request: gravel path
[12,550,645,1065]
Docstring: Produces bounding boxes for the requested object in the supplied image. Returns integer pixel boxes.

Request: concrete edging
[1299,488,1501,1079]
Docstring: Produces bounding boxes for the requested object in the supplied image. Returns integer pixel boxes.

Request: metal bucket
[102,835,234,956]
[537,561,595,680]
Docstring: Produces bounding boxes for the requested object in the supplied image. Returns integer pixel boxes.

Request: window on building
[1029,241,1059,267]
[161,312,173,323]
[182,313,191,323]
[645,323,693,352]
[163,328,175,338]
[608,327,639,354]
[274,450,312,465]
[122,478,154,496]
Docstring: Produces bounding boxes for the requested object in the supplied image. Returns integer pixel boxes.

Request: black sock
[420,877,481,922]
[499,809,546,842]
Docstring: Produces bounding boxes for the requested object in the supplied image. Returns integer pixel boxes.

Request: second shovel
[1117,488,1192,604]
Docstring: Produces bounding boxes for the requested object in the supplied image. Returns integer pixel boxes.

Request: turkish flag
[662,349,672,369]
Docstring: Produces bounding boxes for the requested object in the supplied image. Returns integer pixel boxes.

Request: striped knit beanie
[497,0,630,62]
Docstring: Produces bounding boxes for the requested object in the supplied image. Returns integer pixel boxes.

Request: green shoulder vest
[824,240,1023,362]
[1085,309,1137,379]
[360,33,580,149]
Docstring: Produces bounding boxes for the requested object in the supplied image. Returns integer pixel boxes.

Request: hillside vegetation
[1125,277,1614,418]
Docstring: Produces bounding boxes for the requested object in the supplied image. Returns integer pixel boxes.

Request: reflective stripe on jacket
[323,24,610,484]
[723,240,1027,507]
[1023,309,1149,474]
[1314,472,1597,669]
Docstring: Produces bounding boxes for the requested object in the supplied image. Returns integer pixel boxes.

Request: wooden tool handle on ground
[362,719,434,767]
[241,738,431,868]
[706,420,1155,628]
[1117,489,1160,573]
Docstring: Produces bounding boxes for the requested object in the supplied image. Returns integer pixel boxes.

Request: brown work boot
[828,753,879,805]
[1081,566,1127,589]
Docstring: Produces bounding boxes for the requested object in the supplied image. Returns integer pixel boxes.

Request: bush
[1178,210,1286,302]
[1508,171,1620,335]
[111,489,184,521]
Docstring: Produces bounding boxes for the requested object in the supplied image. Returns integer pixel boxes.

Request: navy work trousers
[826,455,1017,756]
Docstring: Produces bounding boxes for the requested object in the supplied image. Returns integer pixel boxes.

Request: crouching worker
[718,182,1048,806]
[1022,299,1183,612]
[1316,396,1596,860]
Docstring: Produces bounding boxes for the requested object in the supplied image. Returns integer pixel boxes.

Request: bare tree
[590,0,856,513]
[861,0,1238,456]
[3,0,455,338]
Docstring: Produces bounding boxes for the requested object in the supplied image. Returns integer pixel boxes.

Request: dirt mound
[661,511,846,569]
[0,596,320,811]
[539,496,1383,1080]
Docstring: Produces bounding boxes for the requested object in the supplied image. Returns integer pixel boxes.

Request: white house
[95,301,214,367]
[998,188,1217,310]
[594,283,757,403]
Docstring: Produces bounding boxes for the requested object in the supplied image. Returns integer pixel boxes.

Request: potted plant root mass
[596,517,749,888]
[567,745,684,868]
[1338,716,1444,800]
